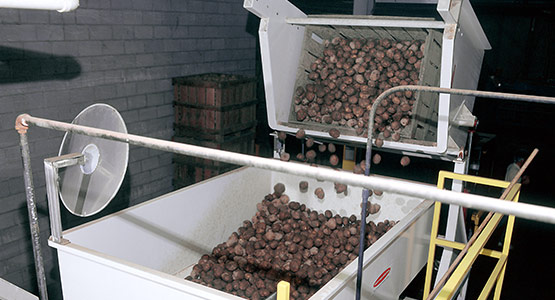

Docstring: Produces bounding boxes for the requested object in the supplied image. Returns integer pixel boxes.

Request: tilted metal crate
[245,0,490,158]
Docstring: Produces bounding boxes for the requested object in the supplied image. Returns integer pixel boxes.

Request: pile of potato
[186,184,396,299]
[293,37,425,140]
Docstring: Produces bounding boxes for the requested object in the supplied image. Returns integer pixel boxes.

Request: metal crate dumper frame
[245,1,490,297]
[15,87,555,300]
[244,0,490,157]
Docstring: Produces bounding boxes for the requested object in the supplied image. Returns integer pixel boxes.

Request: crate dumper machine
[244,0,489,297]
[10,1,555,300]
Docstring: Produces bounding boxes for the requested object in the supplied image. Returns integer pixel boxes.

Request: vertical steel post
[43,160,63,243]
[43,153,84,244]
[17,127,49,300]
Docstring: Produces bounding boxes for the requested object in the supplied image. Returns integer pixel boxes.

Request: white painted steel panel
[0,277,38,300]
[61,167,272,274]
[244,0,306,131]
[446,0,490,152]
[310,200,433,299]
[56,244,240,300]
[437,24,456,154]
[286,17,445,29]
[51,167,434,300]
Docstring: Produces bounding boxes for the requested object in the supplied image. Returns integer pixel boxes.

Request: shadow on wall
[0,46,81,83]
[245,12,259,37]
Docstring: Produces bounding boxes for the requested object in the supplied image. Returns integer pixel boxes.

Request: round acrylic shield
[58,104,129,217]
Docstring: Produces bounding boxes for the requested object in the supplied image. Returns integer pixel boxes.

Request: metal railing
[15,86,555,300]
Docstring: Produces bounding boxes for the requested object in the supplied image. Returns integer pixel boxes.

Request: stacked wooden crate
[172,73,257,188]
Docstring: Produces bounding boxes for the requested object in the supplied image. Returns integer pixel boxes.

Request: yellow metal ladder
[423,171,521,299]
[277,281,290,300]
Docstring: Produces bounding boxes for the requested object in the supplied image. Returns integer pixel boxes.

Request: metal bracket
[451,102,477,127]
[48,236,70,245]
[437,0,463,24]
[44,153,84,244]
[270,132,283,159]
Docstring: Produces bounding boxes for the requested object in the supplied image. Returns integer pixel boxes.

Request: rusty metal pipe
[363,85,555,178]
[16,118,49,300]
[14,113,555,225]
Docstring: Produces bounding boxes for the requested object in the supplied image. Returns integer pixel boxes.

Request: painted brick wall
[0,0,256,297]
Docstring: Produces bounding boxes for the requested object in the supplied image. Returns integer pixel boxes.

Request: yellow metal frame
[341,145,356,171]
[423,171,520,300]
[277,281,290,300]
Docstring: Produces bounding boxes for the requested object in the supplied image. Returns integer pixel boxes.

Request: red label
[373,267,391,288]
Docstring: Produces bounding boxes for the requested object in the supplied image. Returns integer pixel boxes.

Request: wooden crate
[290,25,442,142]
[172,128,255,189]
[172,73,256,108]
[173,128,255,168]
[174,101,257,135]
[172,73,257,135]
[172,74,257,189]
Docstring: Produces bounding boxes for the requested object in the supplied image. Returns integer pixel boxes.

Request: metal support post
[44,153,84,244]
[271,132,284,159]
[16,117,48,300]
[353,0,374,15]
[43,160,63,243]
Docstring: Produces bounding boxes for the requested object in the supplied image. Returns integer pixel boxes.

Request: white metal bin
[50,167,433,299]
[244,0,490,157]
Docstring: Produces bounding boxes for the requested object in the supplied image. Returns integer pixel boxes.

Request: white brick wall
[0,0,257,297]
